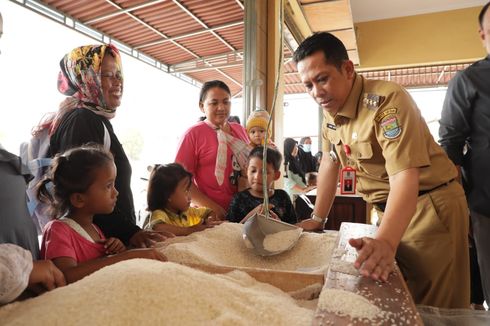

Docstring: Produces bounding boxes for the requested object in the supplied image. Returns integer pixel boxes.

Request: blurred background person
[298,136,317,173]
[283,137,314,201]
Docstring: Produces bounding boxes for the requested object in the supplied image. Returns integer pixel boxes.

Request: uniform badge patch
[374,108,398,122]
[380,115,402,139]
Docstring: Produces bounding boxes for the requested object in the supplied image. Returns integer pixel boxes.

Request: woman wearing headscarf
[175,80,249,219]
[284,137,314,200]
[45,44,168,247]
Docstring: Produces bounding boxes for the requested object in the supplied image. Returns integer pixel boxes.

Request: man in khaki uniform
[295,32,469,308]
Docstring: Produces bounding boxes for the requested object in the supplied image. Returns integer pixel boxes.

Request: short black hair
[147,163,192,211]
[248,146,282,171]
[299,137,311,145]
[479,2,490,29]
[293,32,348,70]
[199,80,231,104]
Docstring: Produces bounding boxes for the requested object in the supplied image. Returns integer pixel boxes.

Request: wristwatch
[310,213,327,226]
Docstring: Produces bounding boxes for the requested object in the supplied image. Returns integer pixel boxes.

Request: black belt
[374,179,455,212]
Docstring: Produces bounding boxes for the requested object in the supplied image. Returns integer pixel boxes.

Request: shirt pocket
[328,135,346,163]
[352,142,386,178]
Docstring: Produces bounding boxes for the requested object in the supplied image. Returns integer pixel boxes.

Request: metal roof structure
[24,0,245,95]
[13,0,474,96]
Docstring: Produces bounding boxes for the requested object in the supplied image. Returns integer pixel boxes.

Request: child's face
[168,178,191,213]
[82,162,118,214]
[248,127,266,146]
[247,157,278,194]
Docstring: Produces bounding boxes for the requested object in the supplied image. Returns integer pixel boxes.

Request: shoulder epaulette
[363,94,385,110]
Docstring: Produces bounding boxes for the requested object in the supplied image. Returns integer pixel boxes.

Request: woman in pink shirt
[175,80,249,219]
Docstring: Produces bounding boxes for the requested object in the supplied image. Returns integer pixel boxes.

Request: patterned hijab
[51,44,123,134]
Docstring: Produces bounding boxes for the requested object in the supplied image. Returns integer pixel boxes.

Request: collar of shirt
[333,73,364,125]
[161,208,188,221]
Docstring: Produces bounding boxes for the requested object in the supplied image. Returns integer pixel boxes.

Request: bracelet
[310,212,327,225]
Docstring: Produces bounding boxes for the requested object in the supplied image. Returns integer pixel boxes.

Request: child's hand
[268,210,280,220]
[127,248,167,261]
[130,230,173,248]
[99,237,126,255]
[28,260,66,293]
[204,217,224,227]
[304,185,316,193]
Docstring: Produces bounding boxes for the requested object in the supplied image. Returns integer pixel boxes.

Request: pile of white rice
[160,223,337,273]
[0,260,314,325]
[263,228,303,252]
[318,288,384,323]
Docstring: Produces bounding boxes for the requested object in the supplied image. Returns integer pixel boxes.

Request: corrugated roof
[39,0,246,94]
[358,63,471,88]
[28,0,472,95]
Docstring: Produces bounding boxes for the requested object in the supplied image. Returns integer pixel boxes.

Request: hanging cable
[262,0,284,219]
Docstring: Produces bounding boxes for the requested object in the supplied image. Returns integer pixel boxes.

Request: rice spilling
[318,288,384,321]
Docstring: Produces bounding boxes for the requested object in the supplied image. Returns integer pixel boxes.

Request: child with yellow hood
[245,109,276,148]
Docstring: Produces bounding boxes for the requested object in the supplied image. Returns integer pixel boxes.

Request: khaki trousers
[378,181,470,308]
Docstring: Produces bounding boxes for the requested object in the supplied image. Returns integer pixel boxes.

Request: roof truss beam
[86,0,166,24]
[135,20,243,50]
[172,0,238,52]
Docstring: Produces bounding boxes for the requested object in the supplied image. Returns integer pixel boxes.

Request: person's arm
[27,260,66,294]
[287,167,314,193]
[151,222,209,236]
[298,156,339,231]
[0,244,33,304]
[52,248,167,284]
[97,237,126,255]
[439,72,474,166]
[188,183,226,219]
[287,167,307,188]
[129,229,173,248]
[349,167,419,282]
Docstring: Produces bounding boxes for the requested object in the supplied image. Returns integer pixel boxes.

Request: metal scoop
[243,213,302,256]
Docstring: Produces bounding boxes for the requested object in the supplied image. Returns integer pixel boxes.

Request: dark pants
[471,211,490,304]
[469,235,484,305]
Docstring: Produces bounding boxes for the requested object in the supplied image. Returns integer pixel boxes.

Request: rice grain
[160,223,336,273]
[0,260,314,325]
[318,288,384,322]
[263,228,303,252]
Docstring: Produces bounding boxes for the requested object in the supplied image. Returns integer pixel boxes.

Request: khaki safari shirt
[322,74,457,204]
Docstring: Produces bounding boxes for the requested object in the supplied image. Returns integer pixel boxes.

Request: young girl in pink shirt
[39,144,166,284]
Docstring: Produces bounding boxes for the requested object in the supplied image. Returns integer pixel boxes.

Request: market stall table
[313,222,423,325]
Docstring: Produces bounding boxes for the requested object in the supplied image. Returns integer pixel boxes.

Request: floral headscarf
[50,44,123,134]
